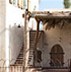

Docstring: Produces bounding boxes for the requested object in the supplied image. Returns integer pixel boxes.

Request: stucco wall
[0,0,6,66]
[6,0,24,65]
[6,1,23,25]
[42,24,71,67]
[9,25,24,64]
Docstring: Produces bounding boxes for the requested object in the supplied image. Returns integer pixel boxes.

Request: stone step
[17,56,23,59]
[18,53,23,57]
[15,47,23,65]
[15,59,23,64]
[42,69,69,72]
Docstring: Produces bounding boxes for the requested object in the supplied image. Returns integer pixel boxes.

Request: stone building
[1,0,71,72]
[23,10,71,72]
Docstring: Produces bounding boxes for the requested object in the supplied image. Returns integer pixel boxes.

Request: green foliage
[63,0,70,8]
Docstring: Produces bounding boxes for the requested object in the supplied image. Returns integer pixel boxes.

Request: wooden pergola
[32,11,71,48]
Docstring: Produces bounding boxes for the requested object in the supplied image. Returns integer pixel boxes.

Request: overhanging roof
[32,10,71,20]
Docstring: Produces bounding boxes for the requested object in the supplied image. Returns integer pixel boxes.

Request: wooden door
[50,44,64,67]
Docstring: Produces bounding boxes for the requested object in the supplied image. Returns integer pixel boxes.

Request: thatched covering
[31,10,71,29]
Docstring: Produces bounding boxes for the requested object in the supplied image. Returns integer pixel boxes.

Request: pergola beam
[32,11,71,20]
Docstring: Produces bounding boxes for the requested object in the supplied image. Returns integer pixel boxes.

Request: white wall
[28,18,37,30]
[6,3,23,25]
[6,0,24,65]
[42,24,71,67]
[9,25,24,64]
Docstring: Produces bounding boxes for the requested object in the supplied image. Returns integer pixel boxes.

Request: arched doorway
[50,44,64,67]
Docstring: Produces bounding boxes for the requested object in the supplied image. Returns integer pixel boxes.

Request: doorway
[50,44,64,67]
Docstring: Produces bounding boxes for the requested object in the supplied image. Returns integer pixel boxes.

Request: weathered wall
[0,0,6,66]
[42,24,71,67]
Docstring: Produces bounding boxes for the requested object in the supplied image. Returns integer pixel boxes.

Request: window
[50,44,64,67]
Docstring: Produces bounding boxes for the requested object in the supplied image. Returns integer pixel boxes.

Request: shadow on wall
[9,24,24,65]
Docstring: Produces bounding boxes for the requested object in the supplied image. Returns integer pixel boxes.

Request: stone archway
[50,44,64,67]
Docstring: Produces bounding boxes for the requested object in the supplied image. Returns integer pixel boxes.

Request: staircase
[14,31,36,65]
[30,31,36,49]
[14,31,43,65]
[15,47,23,65]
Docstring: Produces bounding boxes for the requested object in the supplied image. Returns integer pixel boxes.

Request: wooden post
[23,9,28,72]
[33,20,40,67]
[23,9,32,72]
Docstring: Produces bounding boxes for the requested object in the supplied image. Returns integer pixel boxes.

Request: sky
[39,0,64,10]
